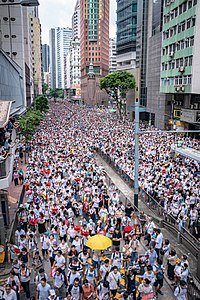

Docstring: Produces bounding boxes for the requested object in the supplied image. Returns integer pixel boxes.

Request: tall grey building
[42,44,50,73]
[72,0,80,40]
[49,27,72,89]
[49,28,57,89]
[116,0,137,72]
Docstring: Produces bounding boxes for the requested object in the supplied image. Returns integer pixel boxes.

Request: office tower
[109,38,117,73]
[146,0,168,128]
[42,44,50,73]
[72,0,80,40]
[30,9,42,96]
[49,28,57,89]
[49,27,72,89]
[57,27,72,89]
[116,0,137,72]
[69,0,81,98]
[80,0,109,105]
[160,0,200,130]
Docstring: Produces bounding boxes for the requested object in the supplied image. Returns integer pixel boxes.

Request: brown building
[80,0,109,106]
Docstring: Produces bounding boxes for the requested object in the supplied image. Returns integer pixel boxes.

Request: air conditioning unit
[171,0,175,2]
[176,86,180,92]
[194,103,198,109]
[181,86,185,92]
[179,101,182,106]
[190,104,194,109]
[179,66,185,72]
[169,51,174,57]
[166,0,171,5]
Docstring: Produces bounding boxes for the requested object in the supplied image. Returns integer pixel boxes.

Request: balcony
[180,109,200,124]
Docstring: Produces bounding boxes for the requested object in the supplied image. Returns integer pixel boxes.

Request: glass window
[179,77,183,85]
[188,75,192,84]
[176,59,179,68]
[180,58,184,67]
[185,57,188,66]
[179,4,183,15]
[183,2,187,12]
[189,56,193,66]
[190,36,194,46]
[175,77,178,85]
[174,8,178,17]
[192,17,196,27]
[184,76,187,84]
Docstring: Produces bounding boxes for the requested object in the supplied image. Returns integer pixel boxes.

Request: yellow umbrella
[86,234,112,250]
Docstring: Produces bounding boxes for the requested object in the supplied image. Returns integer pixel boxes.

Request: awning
[0,101,12,128]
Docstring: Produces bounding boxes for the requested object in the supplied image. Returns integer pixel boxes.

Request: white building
[57,27,72,89]
[69,0,81,91]
[109,38,117,73]
[72,0,80,40]
[70,39,80,89]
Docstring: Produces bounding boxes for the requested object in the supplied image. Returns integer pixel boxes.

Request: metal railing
[97,149,200,257]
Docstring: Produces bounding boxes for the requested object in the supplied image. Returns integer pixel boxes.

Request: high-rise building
[69,0,81,95]
[42,44,50,73]
[80,0,109,105]
[49,28,57,89]
[30,9,42,96]
[49,27,72,89]
[57,27,72,89]
[146,0,169,128]
[72,0,80,40]
[160,0,200,130]
[109,38,117,73]
[116,0,137,72]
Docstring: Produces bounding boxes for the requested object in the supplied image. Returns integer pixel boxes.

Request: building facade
[30,10,42,96]
[80,0,109,105]
[49,28,57,89]
[160,0,200,129]
[0,3,31,112]
[57,27,72,89]
[109,38,117,73]
[116,0,137,72]
[72,0,80,41]
[42,44,50,73]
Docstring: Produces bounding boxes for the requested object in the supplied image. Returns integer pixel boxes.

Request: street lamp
[0,0,39,6]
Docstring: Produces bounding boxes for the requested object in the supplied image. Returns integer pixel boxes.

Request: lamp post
[134,99,139,209]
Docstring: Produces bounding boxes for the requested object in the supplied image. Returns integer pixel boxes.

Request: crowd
[1,101,195,300]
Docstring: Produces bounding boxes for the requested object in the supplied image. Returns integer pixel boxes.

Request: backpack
[155,266,164,280]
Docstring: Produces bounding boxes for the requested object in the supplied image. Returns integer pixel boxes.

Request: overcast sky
[39,0,117,45]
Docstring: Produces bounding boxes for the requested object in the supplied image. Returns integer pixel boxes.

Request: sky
[39,0,117,45]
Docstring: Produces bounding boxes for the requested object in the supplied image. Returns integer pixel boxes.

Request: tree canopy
[100,71,136,117]
[49,88,64,99]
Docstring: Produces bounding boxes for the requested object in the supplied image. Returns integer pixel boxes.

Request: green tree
[43,83,48,95]
[49,88,64,99]
[100,71,136,118]
[34,95,49,112]
[18,110,43,142]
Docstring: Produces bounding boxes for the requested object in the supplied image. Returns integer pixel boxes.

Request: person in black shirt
[112,228,122,249]
[125,203,134,218]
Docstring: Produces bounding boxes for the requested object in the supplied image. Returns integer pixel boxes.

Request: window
[192,17,196,27]
[188,1,192,9]
[187,19,191,29]
[181,40,184,50]
[175,77,178,85]
[179,4,183,15]
[179,77,183,85]
[188,75,192,84]
[176,59,179,68]
[190,36,194,46]
[180,58,184,67]
[185,57,188,66]
[183,2,187,12]
[189,56,193,66]
[185,39,189,48]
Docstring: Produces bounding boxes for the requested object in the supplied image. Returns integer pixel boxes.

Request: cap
[53,241,57,245]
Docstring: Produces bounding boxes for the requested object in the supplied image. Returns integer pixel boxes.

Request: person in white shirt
[174,280,187,300]
[53,250,66,271]
[155,229,163,258]
[138,278,153,298]
[100,259,111,282]
[3,284,17,300]
[107,266,121,298]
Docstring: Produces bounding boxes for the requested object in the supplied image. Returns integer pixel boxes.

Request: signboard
[181,109,196,123]
[76,88,81,96]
